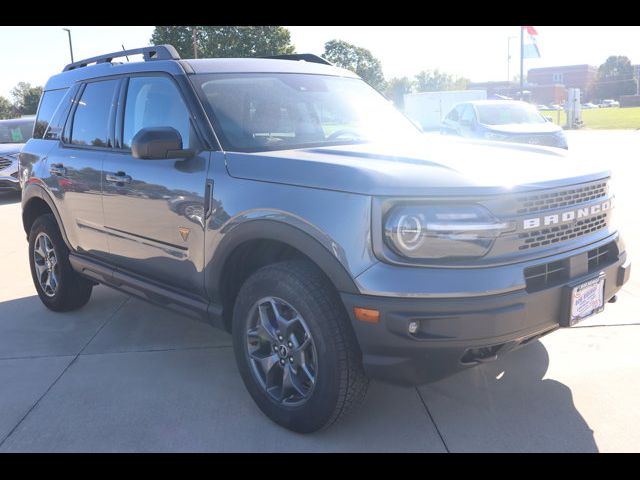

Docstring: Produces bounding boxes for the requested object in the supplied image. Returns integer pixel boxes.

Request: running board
[68,253,223,327]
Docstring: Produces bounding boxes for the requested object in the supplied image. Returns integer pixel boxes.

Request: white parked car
[600,99,620,108]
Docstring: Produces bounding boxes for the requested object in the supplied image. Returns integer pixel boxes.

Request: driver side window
[460,105,476,124]
[122,76,191,150]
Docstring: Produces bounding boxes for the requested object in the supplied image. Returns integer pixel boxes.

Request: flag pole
[520,26,524,100]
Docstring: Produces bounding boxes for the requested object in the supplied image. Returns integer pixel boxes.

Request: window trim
[61,77,122,151]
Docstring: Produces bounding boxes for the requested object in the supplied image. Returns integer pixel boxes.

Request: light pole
[507,36,517,83]
[62,28,74,63]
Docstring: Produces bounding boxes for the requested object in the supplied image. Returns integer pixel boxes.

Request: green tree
[0,96,15,119]
[384,77,414,109]
[10,82,43,116]
[595,56,637,100]
[323,40,386,91]
[151,26,295,59]
[414,69,470,92]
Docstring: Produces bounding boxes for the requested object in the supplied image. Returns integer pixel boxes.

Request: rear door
[45,79,121,258]
[100,73,210,296]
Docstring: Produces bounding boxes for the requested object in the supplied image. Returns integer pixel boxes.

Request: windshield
[0,120,34,144]
[193,73,421,152]
[476,103,546,125]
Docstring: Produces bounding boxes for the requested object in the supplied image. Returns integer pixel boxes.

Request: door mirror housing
[131,127,195,160]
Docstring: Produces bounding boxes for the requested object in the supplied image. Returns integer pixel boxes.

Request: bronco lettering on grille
[523,199,612,229]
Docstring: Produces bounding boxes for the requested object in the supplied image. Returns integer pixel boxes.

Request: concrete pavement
[0,129,638,452]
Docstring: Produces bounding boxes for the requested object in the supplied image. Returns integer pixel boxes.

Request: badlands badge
[178,227,190,242]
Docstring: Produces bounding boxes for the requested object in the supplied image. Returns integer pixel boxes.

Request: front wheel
[232,260,369,433]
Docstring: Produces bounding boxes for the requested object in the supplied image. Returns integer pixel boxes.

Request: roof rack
[63,45,181,72]
[260,53,332,66]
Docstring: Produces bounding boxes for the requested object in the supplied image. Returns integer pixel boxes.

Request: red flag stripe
[522,26,538,35]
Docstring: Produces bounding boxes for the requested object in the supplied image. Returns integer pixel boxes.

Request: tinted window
[122,76,191,149]
[33,88,67,139]
[445,106,460,121]
[460,105,476,123]
[476,103,546,125]
[0,120,34,144]
[194,73,420,152]
[70,80,118,147]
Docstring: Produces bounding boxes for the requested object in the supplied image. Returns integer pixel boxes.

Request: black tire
[232,260,369,433]
[28,213,93,312]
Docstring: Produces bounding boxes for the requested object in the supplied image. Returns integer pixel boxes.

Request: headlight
[483,131,509,141]
[384,205,515,260]
[555,131,568,147]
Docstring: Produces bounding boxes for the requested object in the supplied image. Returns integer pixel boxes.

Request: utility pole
[192,27,198,59]
[507,36,517,83]
[62,28,74,63]
[519,26,524,100]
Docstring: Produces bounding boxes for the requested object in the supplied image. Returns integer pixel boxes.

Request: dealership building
[469,64,600,105]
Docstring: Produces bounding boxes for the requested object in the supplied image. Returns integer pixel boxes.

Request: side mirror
[131,127,195,160]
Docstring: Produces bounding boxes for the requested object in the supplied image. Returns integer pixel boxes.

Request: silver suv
[19,46,630,433]
[0,117,34,192]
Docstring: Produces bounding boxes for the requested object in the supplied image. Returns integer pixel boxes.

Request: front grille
[517,214,608,250]
[588,243,618,271]
[515,181,608,215]
[524,260,568,292]
[524,241,618,292]
[0,157,13,170]
[512,135,560,147]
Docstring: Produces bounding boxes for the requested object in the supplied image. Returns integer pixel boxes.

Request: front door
[101,74,209,296]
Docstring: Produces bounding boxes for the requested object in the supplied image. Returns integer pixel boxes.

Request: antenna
[122,45,129,62]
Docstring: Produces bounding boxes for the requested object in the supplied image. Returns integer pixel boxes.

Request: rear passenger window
[70,80,118,147]
[122,76,191,149]
[33,88,67,139]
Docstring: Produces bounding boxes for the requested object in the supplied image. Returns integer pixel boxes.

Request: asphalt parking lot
[0,129,638,452]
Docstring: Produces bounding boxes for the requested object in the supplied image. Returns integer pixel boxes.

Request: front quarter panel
[204,152,376,297]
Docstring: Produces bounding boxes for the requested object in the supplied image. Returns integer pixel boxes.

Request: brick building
[467,80,566,105]
[527,64,598,101]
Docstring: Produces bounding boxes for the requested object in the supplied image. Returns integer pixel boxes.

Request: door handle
[49,163,66,176]
[105,171,132,184]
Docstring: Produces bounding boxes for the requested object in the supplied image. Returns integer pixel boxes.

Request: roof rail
[63,45,181,72]
[260,53,332,66]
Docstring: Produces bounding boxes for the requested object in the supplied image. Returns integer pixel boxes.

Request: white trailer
[403,90,487,131]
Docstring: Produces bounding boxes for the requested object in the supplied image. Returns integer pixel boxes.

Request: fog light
[408,321,419,334]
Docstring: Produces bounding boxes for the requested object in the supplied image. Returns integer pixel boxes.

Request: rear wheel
[28,214,93,312]
[232,260,369,433]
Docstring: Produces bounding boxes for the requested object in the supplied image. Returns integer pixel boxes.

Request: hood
[0,143,24,155]
[482,122,563,135]
[225,135,608,197]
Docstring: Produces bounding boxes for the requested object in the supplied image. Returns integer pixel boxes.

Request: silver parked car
[0,117,34,192]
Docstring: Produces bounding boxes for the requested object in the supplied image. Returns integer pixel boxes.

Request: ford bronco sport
[20,45,630,433]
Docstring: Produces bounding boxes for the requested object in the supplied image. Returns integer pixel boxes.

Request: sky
[1,26,639,99]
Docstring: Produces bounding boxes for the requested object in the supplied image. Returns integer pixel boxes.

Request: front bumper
[0,176,20,191]
[0,158,20,191]
[342,244,630,386]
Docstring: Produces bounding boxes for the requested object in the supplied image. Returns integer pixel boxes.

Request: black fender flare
[21,182,73,249]
[206,219,361,298]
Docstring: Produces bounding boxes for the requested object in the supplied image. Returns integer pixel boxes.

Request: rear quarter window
[33,88,68,139]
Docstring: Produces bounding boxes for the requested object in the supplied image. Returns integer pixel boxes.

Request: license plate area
[564,273,606,327]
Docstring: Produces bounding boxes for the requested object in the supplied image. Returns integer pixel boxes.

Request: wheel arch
[22,184,72,249]
[208,219,361,330]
